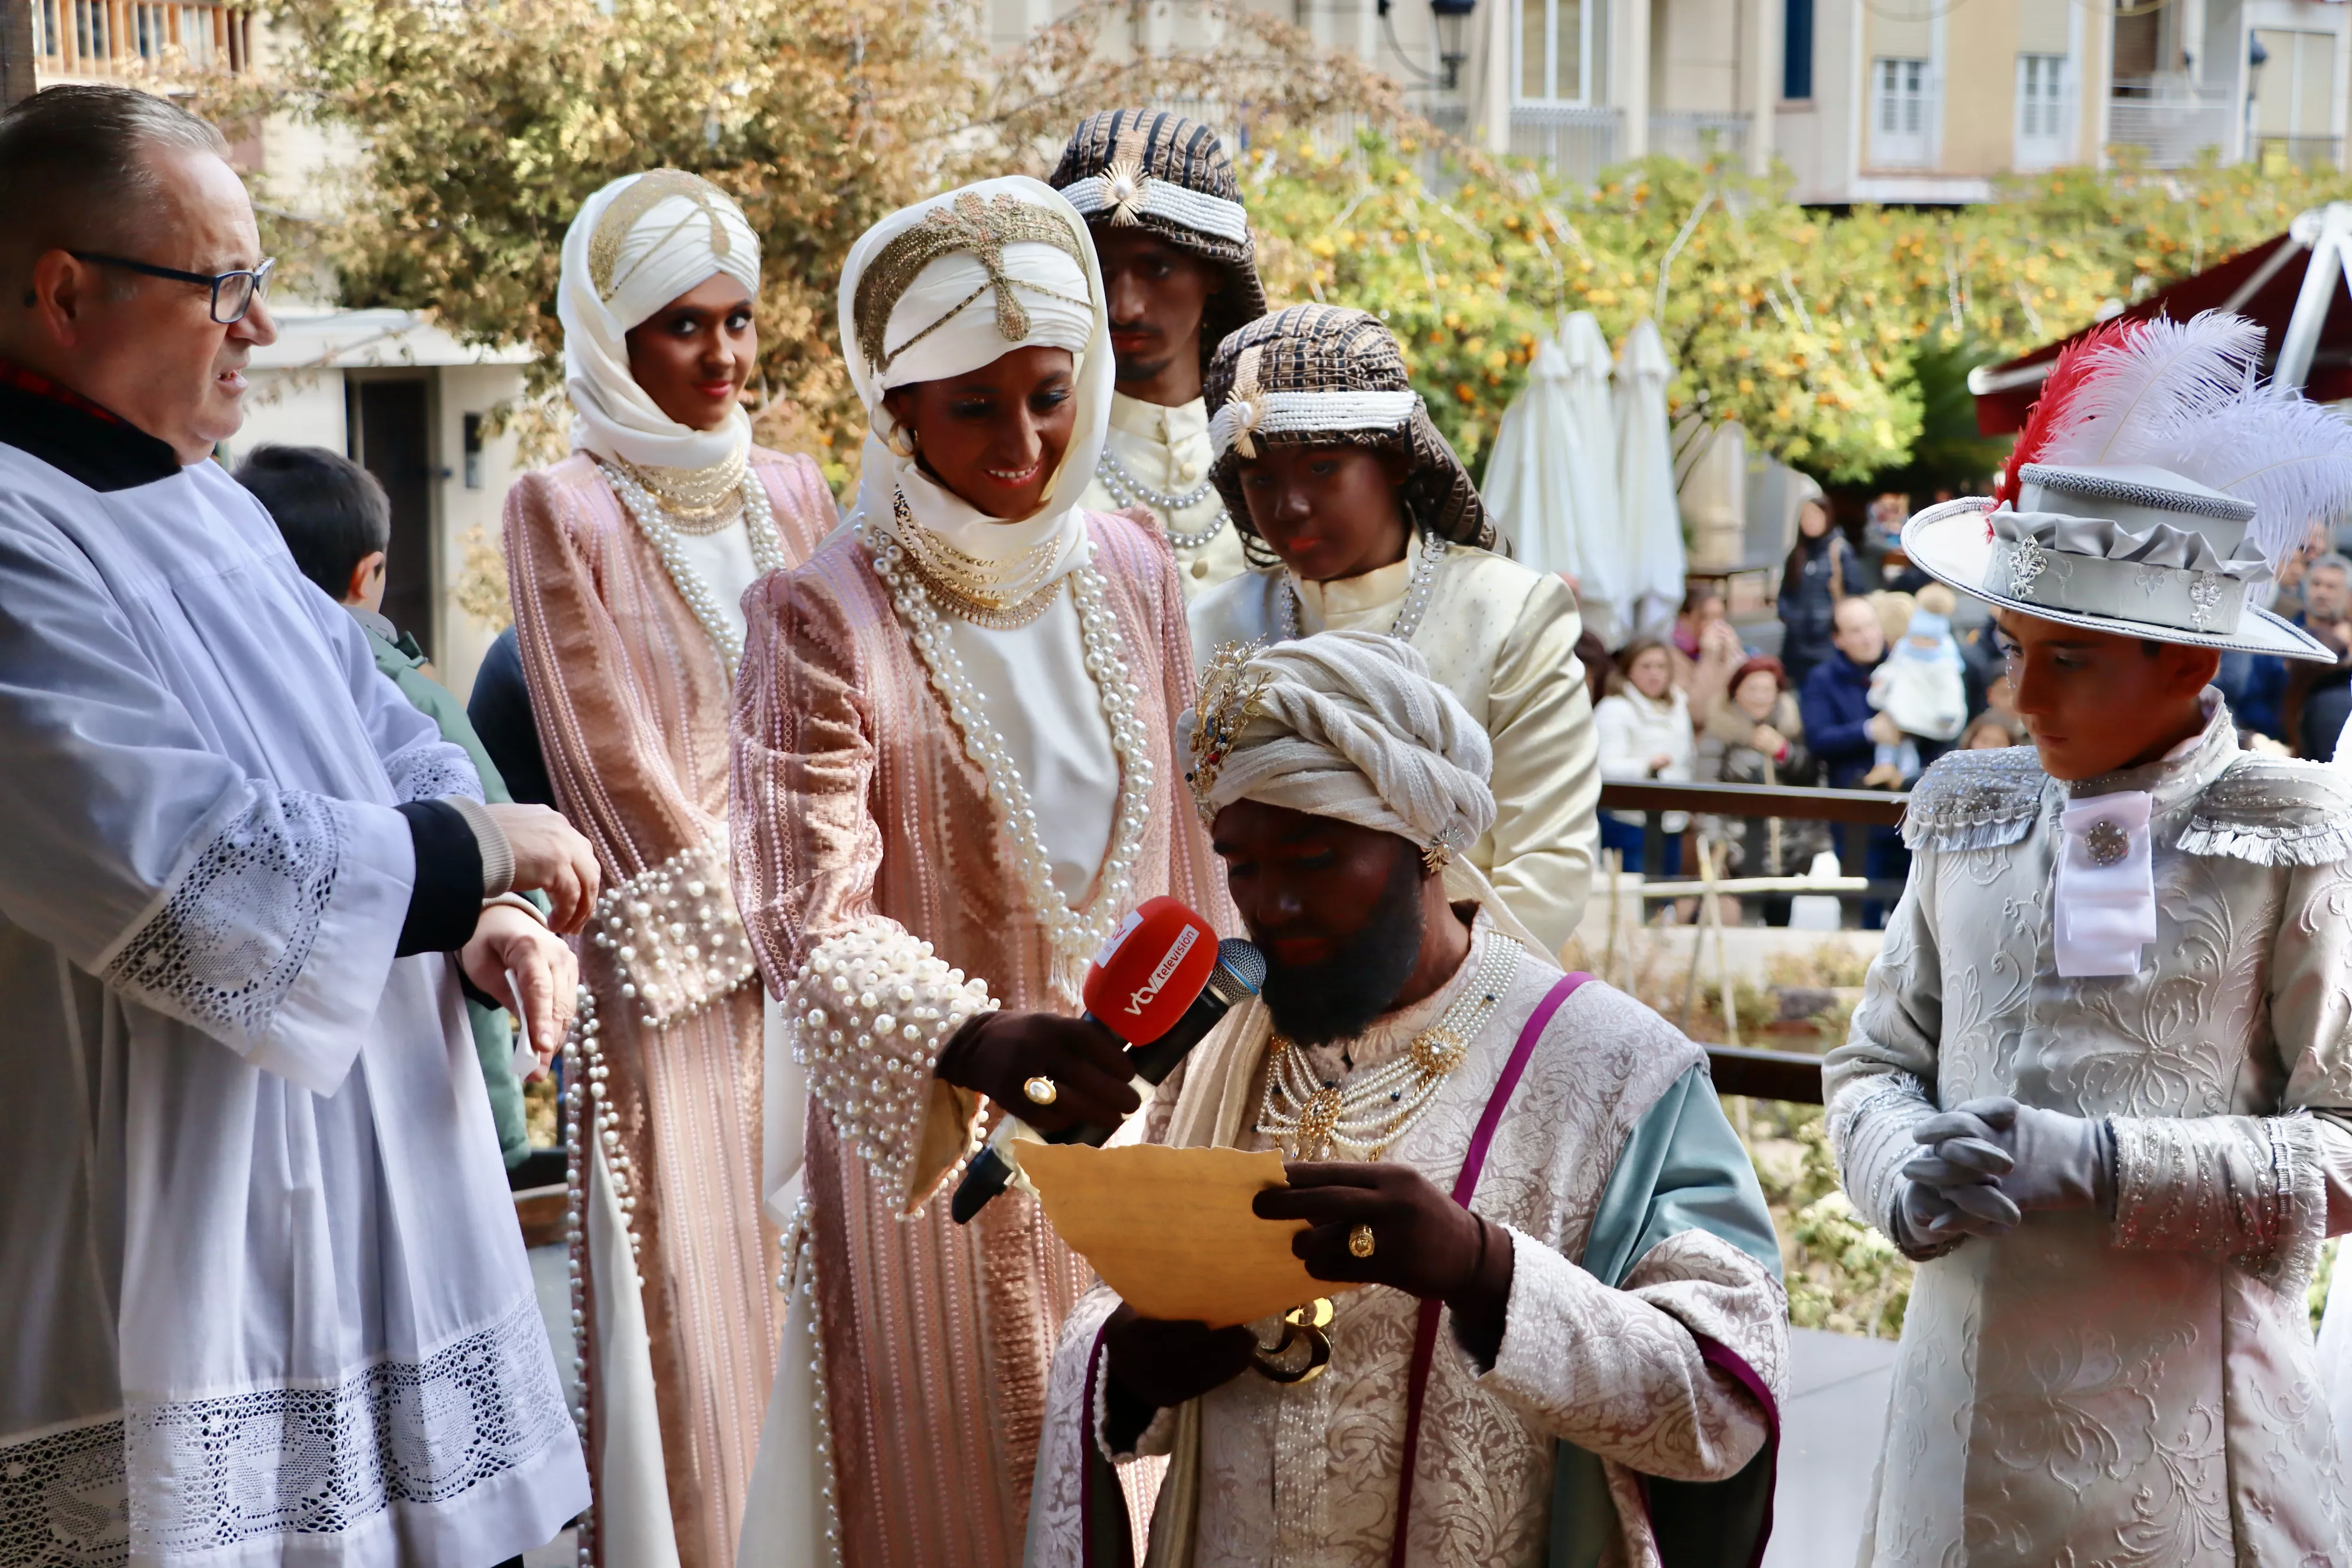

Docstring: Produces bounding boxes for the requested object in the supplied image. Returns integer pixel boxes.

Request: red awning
[1969,230,2352,434]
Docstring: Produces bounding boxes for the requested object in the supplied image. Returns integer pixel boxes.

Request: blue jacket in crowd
[1800,649,1881,789]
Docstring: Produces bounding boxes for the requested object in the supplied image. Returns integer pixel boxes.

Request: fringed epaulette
[2175,758,2352,867]
[1899,746,2049,852]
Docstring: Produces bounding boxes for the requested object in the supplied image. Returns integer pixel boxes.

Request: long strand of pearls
[1280,528,1449,643]
[1093,447,1229,553]
[860,511,1154,997]
[602,458,790,673]
[560,982,636,1568]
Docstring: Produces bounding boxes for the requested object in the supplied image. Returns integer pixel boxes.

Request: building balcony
[2108,79,2232,168]
[1508,103,1623,182]
[1649,110,1749,166]
[31,0,251,80]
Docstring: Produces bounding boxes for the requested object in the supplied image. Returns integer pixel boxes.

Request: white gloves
[1897,1096,2115,1247]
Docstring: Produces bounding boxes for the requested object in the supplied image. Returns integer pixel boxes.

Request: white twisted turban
[1181,630,1496,854]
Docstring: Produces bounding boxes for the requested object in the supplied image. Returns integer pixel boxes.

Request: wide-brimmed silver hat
[1903,461,2336,661]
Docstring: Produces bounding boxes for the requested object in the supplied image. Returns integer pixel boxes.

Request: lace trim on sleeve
[381,736,484,806]
[783,921,997,1196]
[589,840,760,1028]
[2111,1112,2329,1289]
[102,790,339,1053]
[1827,1070,1959,1262]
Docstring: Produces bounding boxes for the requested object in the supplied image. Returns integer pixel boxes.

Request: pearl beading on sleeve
[2111,1112,2327,1283]
[785,923,998,1191]
[589,842,759,1030]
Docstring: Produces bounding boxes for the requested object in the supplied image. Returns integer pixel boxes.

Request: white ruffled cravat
[2054,790,2156,978]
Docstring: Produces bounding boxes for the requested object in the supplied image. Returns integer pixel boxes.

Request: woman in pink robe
[503,171,835,1568]
[730,178,1224,1566]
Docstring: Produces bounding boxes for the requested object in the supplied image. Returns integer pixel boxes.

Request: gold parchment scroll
[1018,1141,1361,1329]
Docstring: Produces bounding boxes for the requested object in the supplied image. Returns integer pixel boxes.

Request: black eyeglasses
[69,253,276,324]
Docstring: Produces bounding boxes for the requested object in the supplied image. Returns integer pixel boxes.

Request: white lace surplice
[0,451,586,1565]
[1827,707,2352,1567]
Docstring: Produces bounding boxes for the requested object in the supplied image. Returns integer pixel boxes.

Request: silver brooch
[2085,818,2130,867]
[2006,537,2049,601]
[2187,572,2223,631]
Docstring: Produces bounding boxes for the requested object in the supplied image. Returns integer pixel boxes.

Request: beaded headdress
[850,190,1093,378]
[589,169,742,302]
[1205,303,1495,554]
[1049,107,1269,375]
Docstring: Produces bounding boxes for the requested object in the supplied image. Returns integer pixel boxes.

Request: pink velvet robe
[730,510,1226,1566]
[505,447,836,1568]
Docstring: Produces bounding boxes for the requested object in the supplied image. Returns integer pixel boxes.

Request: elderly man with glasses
[0,86,596,1567]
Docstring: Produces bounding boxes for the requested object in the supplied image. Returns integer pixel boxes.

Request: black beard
[1258,847,1427,1047]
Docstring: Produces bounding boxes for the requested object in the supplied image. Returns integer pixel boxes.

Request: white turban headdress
[558,169,763,472]
[1181,631,1543,948]
[834,177,1112,583]
[1182,629,1495,852]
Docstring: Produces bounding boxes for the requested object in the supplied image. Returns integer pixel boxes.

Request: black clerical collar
[0,360,183,492]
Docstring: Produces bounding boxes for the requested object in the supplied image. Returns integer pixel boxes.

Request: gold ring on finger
[1023,1075,1059,1107]
[1348,1223,1376,1259]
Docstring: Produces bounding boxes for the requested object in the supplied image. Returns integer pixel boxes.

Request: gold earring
[883,423,919,460]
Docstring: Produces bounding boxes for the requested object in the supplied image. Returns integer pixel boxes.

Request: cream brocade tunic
[1188,548,1600,957]
[1077,393,1248,602]
[1826,710,2352,1566]
[1026,923,1789,1568]
[730,510,1227,1567]
[505,448,837,1568]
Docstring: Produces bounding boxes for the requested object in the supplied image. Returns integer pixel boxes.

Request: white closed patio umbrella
[1484,338,1584,570]
[1557,311,1630,642]
[1615,316,1687,640]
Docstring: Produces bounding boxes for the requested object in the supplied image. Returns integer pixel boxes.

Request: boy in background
[236,443,537,1167]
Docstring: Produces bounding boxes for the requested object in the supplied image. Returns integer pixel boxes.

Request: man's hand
[481,802,599,933]
[1700,619,1745,667]
[462,902,577,1069]
[1750,723,1788,757]
[1865,712,1901,747]
[1253,1163,1494,1302]
[1100,1304,1257,1413]
[932,1010,1141,1134]
[1647,752,1674,775]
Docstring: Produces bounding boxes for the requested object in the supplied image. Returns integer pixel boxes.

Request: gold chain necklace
[1258,936,1523,1161]
[891,489,1060,619]
[613,449,750,528]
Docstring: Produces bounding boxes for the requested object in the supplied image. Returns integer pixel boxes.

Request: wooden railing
[1595,778,1913,1105]
[31,0,249,79]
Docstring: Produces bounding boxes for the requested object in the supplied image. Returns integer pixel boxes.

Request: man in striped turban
[1052,108,1269,599]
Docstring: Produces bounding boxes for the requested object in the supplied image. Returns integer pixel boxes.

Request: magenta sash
[1388,971,1592,1568]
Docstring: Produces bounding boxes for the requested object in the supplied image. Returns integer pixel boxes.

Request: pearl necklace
[1094,446,1230,553]
[600,458,790,672]
[861,505,1156,999]
[1279,530,1449,643]
[1257,935,1523,1161]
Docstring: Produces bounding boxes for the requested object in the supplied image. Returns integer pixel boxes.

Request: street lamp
[1430,0,1476,92]
[1376,0,1478,94]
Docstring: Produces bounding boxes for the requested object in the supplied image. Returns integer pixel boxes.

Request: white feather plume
[2035,311,2266,468]
[2162,388,2352,566]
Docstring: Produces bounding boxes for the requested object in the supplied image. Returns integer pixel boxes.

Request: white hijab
[558,170,763,471]
[834,176,1112,580]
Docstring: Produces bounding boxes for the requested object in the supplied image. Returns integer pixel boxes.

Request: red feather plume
[1991,318,2139,521]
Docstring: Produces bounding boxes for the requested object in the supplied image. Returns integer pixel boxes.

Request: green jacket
[362,615,533,1168]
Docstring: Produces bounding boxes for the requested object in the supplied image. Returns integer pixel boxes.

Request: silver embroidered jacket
[1824,703,2352,1567]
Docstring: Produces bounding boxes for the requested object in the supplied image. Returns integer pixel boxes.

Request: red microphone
[1083,897,1221,1044]
[950,898,1265,1223]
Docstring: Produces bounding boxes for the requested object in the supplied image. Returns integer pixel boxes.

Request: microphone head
[1214,937,1266,995]
[1084,896,1220,1046]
